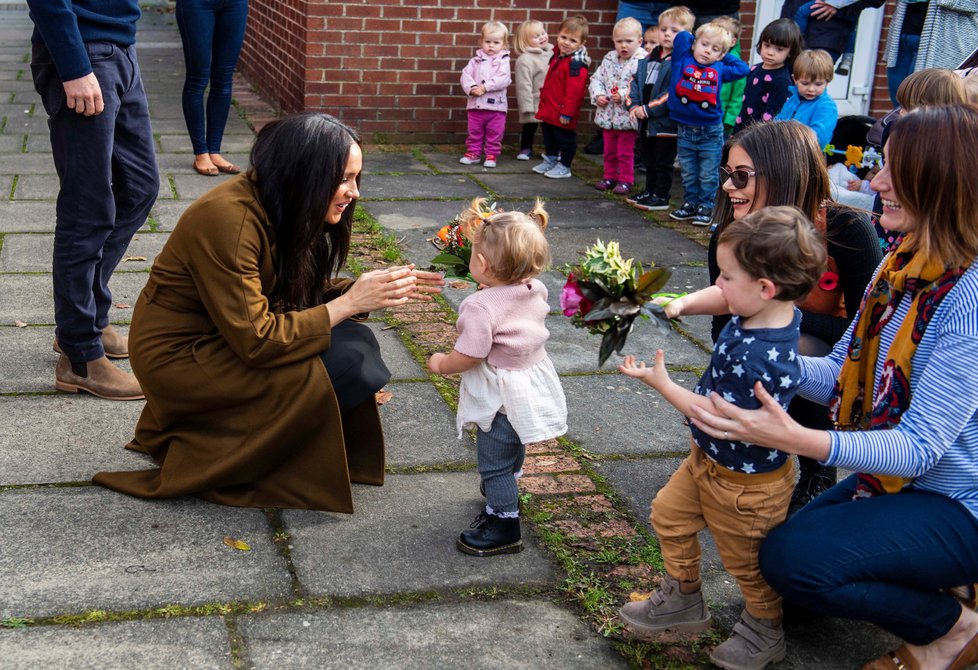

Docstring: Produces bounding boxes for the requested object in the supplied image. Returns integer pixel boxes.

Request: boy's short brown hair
[658,5,695,31]
[717,206,826,301]
[896,68,967,111]
[793,49,835,83]
[559,14,588,42]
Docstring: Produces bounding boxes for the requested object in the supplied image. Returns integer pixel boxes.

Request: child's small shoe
[619,574,711,637]
[594,178,615,191]
[544,163,572,179]
[708,610,785,670]
[459,153,481,165]
[612,182,632,195]
[483,155,497,168]
[690,205,713,227]
[457,512,522,556]
[532,155,559,174]
[669,202,698,221]
[516,149,532,161]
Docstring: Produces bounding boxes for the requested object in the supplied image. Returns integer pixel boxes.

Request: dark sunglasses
[719,166,757,189]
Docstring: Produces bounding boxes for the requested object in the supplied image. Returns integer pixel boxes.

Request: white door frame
[751,0,886,116]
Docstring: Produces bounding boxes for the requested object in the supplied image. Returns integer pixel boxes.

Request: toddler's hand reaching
[596,94,610,107]
[619,351,671,390]
[845,179,861,192]
[427,353,446,375]
[629,105,648,121]
[651,295,684,319]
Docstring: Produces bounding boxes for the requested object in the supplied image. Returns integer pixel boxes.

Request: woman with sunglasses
[688,104,978,670]
[659,120,882,514]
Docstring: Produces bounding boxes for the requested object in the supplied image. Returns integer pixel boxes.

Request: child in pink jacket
[460,21,512,169]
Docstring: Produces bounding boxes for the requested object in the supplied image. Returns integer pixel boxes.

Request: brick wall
[868,0,896,118]
[237,0,892,143]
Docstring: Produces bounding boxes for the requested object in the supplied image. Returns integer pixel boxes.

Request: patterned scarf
[829,236,971,498]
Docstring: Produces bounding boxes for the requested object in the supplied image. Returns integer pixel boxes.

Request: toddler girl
[513,20,553,160]
[427,198,567,557]
[733,18,802,134]
[460,21,512,168]
[589,17,647,194]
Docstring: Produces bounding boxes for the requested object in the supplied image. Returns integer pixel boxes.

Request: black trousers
[319,321,391,412]
[640,134,678,198]
[541,121,577,167]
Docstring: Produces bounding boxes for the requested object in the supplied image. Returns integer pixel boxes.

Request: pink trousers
[603,128,637,184]
[466,109,506,158]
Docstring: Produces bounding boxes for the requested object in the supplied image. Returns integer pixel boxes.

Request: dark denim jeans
[887,32,921,107]
[31,42,159,363]
[541,122,578,168]
[676,122,723,210]
[760,474,978,644]
[477,413,526,515]
[616,0,672,31]
[176,0,249,155]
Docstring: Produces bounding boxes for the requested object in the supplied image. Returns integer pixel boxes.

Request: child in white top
[513,19,553,160]
[428,198,567,557]
[589,17,647,194]
[459,21,512,169]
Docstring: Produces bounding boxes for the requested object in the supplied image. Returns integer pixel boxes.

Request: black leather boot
[788,458,837,517]
[457,513,522,557]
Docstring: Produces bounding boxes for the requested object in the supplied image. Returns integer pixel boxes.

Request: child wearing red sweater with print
[532,15,591,180]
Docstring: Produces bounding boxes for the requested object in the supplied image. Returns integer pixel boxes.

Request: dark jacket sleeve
[26,0,91,81]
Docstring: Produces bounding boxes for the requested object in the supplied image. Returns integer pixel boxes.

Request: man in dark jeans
[27,0,159,400]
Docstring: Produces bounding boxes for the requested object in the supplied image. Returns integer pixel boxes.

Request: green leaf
[430,253,466,266]
[635,267,672,302]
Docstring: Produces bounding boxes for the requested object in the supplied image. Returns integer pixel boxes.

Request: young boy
[643,25,659,53]
[711,15,746,137]
[532,15,590,179]
[618,206,826,670]
[775,49,838,150]
[627,6,695,211]
[667,22,749,225]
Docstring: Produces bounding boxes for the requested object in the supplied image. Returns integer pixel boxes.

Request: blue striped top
[799,261,978,519]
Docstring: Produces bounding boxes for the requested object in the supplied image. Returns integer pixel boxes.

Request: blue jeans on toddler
[677,123,724,211]
[176,0,249,155]
[760,474,978,645]
[478,413,526,516]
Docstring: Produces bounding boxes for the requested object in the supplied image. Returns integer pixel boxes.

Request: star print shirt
[690,310,802,473]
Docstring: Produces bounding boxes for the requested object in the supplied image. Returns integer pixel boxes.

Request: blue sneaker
[532,156,558,174]
[544,163,572,179]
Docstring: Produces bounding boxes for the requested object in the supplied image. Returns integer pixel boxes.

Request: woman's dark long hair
[248,113,361,310]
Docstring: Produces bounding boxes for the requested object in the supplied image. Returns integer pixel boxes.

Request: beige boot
[53,324,129,360]
[55,355,144,400]
[619,574,712,637]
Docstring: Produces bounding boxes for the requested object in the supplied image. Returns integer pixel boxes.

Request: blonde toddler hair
[482,20,509,43]
[613,17,643,39]
[514,19,545,55]
[460,198,551,284]
[710,15,741,50]
[659,5,695,31]
[694,22,732,57]
[793,50,835,82]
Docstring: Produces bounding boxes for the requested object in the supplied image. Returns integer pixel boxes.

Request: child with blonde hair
[775,49,838,149]
[460,21,512,168]
[619,206,826,670]
[513,19,554,160]
[428,199,567,557]
[711,15,746,137]
[589,17,647,194]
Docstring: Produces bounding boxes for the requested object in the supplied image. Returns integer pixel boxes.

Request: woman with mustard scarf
[689,104,978,670]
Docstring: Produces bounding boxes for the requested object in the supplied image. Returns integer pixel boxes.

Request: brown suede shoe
[55,354,144,400]
[619,574,712,637]
[53,324,129,360]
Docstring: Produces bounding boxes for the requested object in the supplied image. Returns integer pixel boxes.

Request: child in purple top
[459,21,512,169]
[618,206,825,670]
[428,198,567,557]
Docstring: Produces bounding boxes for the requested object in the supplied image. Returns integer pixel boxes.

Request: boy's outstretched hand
[619,350,671,390]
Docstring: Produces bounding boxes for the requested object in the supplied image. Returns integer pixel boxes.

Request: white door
[751,0,886,115]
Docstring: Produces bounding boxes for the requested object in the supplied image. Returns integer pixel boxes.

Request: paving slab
[169,173,235,200]
[420,151,534,175]
[365,321,425,381]
[284,472,554,597]
[561,374,695,456]
[362,173,487,201]
[362,151,431,174]
[0,394,149,485]
[477,172,605,200]
[0,487,291,619]
[155,151,251,174]
[0,232,166,272]
[0,617,232,670]
[361,199,465,233]
[0,273,146,325]
[379,380,472,468]
[0,134,25,153]
[239,599,625,670]
[0,152,59,174]
[548,221,710,268]
[0,326,138,393]
[10,172,59,199]
[149,198,191,230]
[157,133,255,154]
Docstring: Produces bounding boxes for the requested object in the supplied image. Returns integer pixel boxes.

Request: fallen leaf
[223,536,251,551]
[375,390,393,406]
[14,320,27,328]
[449,281,471,289]
[629,590,651,602]
[123,256,147,262]
[114,303,131,309]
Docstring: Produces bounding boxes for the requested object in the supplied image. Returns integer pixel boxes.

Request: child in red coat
[531,15,591,179]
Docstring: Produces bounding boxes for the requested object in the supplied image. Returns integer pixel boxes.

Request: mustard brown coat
[93,176,385,512]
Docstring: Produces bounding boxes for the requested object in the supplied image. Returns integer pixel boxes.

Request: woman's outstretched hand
[689,381,831,460]
[409,267,445,301]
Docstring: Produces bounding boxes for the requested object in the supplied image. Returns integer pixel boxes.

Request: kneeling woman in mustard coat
[94,113,443,512]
